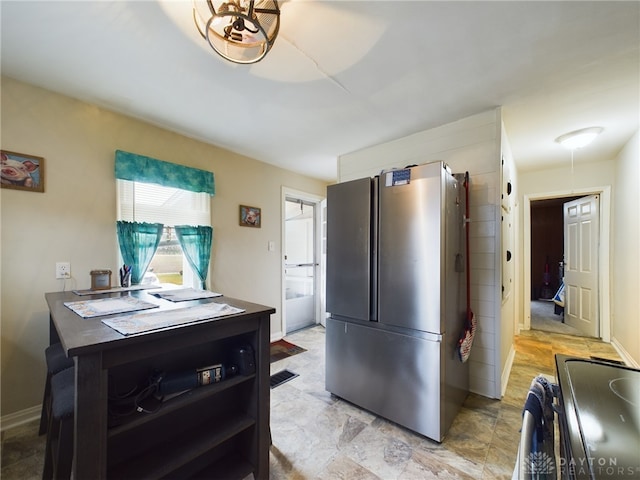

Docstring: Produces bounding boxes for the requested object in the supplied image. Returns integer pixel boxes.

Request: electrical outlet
[56,262,71,279]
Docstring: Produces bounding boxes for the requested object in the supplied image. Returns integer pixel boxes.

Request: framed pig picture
[1,150,45,193]
[239,205,261,228]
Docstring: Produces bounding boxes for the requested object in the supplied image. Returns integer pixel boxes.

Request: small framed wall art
[1,150,45,193]
[239,205,261,228]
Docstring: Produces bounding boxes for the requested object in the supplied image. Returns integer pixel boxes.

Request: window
[117,180,211,287]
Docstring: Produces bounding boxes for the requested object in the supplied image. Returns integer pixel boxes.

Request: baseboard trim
[501,344,516,398]
[611,337,640,368]
[1,405,41,432]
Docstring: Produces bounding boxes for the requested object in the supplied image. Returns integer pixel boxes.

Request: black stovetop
[556,355,640,479]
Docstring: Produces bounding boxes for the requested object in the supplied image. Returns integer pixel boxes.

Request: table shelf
[46,290,273,480]
[108,373,256,437]
[108,414,255,479]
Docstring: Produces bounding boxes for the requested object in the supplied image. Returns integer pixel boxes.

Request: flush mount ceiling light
[555,127,604,150]
[193,0,280,64]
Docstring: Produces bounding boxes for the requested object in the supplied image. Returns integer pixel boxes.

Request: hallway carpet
[530,299,586,337]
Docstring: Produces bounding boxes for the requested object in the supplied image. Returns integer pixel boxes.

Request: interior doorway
[282,188,324,335]
[523,187,611,342]
[529,196,583,336]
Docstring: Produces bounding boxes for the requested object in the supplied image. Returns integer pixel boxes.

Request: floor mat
[270,339,307,363]
[270,369,299,389]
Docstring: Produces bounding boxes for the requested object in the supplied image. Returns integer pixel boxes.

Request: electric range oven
[554,354,640,480]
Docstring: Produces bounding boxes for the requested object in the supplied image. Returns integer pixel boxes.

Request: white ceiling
[1,1,638,182]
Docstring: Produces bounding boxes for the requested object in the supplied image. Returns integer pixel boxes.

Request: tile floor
[1,326,623,480]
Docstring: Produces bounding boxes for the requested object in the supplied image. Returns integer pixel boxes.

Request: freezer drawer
[326,317,447,441]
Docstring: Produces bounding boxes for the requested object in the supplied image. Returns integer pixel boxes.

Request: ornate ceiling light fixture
[193,0,280,64]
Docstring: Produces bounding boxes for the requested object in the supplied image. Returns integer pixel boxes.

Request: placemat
[150,288,223,302]
[64,296,159,318]
[102,302,245,336]
[72,285,159,296]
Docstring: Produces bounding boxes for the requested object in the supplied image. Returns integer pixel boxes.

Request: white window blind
[117,180,210,227]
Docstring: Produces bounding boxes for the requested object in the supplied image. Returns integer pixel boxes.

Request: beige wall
[611,131,640,364]
[0,77,328,419]
[339,109,505,399]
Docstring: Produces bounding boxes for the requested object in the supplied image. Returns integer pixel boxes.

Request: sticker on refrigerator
[385,169,411,186]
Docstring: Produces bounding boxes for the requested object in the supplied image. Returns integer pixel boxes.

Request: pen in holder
[119,265,131,288]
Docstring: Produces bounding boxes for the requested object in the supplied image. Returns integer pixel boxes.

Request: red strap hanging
[458,172,476,363]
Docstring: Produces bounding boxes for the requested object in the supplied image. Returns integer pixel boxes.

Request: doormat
[270,339,307,363]
[270,369,299,389]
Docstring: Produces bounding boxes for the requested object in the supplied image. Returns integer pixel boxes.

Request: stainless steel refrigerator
[325,161,469,442]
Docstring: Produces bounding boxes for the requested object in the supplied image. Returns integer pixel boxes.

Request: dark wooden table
[45,289,275,480]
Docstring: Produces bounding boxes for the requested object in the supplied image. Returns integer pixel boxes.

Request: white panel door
[563,195,599,337]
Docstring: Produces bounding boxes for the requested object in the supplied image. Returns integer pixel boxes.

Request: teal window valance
[115,150,215,195]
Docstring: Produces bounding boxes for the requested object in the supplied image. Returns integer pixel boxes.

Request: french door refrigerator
[325,161,469,442]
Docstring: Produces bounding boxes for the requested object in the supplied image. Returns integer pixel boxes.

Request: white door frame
[281,187,325,335]
[522,186,611,342]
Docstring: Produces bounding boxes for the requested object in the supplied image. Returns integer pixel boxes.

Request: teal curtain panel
[175,225,213,289]
[116,221,164,284]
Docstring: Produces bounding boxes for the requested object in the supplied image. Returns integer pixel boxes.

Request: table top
[46,289,275,357]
